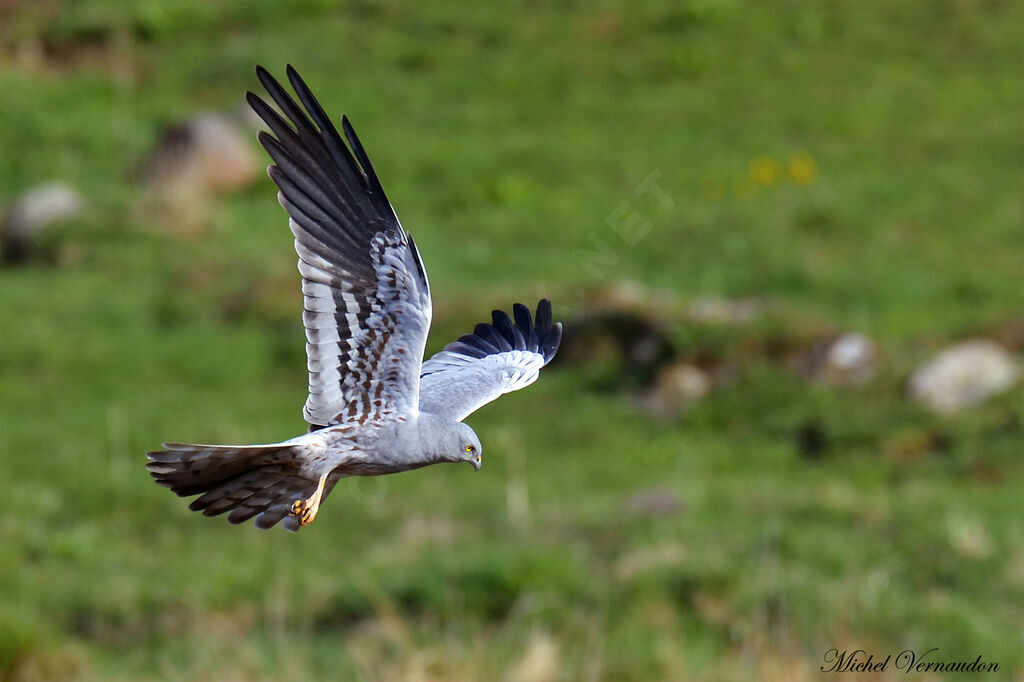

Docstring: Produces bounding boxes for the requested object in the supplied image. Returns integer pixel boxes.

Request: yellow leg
[289,472,328,526]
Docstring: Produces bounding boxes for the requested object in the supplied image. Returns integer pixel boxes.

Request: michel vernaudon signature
[821,648,1000,674]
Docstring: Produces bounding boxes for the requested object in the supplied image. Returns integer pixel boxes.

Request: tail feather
[190,469,288,515]
[147,443,287,491]
[146,443,320,532]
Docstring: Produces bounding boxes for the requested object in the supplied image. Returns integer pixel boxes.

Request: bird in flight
[147,65,562,532]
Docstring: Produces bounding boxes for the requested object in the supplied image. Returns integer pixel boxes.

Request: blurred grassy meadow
[2,1,1024,680]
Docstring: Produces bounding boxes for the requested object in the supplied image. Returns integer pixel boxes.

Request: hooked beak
[471,454,482,471]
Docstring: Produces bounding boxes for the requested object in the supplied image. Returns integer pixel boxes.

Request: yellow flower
[749,155,781,186]
[787,152,818,185]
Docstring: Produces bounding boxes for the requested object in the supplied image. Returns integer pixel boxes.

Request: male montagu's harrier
[147,66,562,532]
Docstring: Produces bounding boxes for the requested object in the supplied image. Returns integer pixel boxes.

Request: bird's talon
[289,472,328,526]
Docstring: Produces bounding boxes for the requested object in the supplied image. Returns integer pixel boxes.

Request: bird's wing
[418,299,562,422]
[248,65,431,427]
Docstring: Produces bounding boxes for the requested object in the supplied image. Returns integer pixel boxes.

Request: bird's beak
[472,454,482,471]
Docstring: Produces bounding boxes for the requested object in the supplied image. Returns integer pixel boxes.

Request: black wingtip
[534,299,553,334]
[255,64,275,88]
[341,116,363,162]
[531,300,560,364]
[512,303,532,332]
[440,299,562,367]
[285,64,311,101]
[542,321,562,364]
[491,309,517,346]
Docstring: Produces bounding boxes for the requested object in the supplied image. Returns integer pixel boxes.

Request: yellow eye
[465,445,474,453]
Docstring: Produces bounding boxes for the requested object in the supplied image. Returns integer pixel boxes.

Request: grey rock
[637,362,712,419]
[137,112,259,195]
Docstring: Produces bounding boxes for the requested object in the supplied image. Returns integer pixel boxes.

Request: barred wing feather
[247,65,431,426]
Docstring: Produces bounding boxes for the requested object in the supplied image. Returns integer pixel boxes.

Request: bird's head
[453,422,483,470]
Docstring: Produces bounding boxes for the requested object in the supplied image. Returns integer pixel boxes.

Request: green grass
[2,1,1024,679]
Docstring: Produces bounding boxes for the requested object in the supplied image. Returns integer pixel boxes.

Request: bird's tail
[146,442,320,531]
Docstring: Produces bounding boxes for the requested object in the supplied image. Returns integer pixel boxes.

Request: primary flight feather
[146,65,562,532]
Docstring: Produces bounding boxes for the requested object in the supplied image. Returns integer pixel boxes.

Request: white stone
[4,182,84,240]
[2,182,85,262]
[824,332,878,385]
[908,340,1019,413]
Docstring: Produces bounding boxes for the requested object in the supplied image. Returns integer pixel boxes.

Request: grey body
[295,414,482,478]
[147,66,560,532]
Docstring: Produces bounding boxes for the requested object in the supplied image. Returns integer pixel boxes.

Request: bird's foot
[288,498,318,525]
[289,473,328,526]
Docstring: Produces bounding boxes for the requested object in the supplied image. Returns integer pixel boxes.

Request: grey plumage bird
[146,65,562,532]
